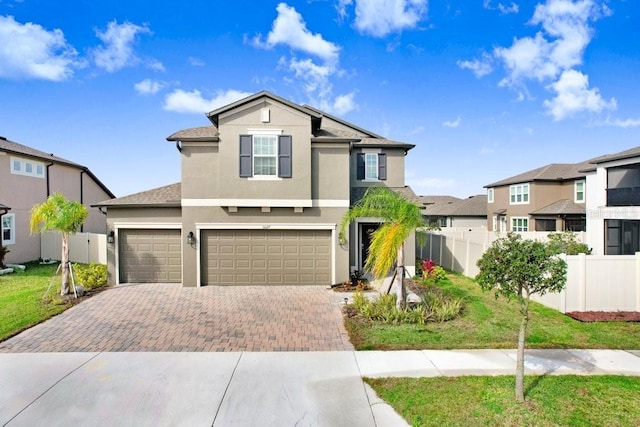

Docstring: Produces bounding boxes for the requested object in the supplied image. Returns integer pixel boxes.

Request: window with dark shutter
[356,153,365,180]
[378,153,387,180]
[239,135,253,177]
[278,135,292,178]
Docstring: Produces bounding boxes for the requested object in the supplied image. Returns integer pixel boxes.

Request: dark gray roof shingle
[588,145,640,164]
[0,136,81,167]
[94,183,180,207]
[530,199,585,215]
[166,126,219,141]
[423,195,487,217]
[485,161,591,188]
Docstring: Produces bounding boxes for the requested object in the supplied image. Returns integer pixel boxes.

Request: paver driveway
[0,284,354,352]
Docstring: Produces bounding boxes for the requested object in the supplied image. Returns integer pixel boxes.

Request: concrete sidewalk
[1,350,639,426]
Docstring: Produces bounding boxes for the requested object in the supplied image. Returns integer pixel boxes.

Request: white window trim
[511,216,529,232]
[509,183,530,205]
[487,188,494,203]
[574,180,585,203]
[361,149,381,182]
[10,156,45,179]
[2,213,15,245]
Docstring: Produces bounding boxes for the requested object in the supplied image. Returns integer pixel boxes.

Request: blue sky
[1,0,639,199]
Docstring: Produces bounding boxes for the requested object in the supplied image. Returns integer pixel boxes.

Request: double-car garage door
[201,229,332,285]
[118,228,332,285]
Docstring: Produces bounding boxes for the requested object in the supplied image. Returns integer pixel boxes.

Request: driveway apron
[0,284,354,352]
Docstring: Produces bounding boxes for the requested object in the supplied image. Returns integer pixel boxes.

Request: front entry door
[360,223,379,270]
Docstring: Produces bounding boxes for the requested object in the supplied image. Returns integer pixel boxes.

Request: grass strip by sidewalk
[346,272,640,350]
[0,263,71,341]
[367,375,640,427]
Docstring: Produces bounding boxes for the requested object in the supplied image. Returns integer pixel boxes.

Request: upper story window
[239,133,292,179]
[606,164,640,206]
[356,152,386,181]
[10,157,45,179]
[487,188,494,203]
[511,217,529,232]
[509,183,529,204]
[2,213,15,245]
[574,180,585,203]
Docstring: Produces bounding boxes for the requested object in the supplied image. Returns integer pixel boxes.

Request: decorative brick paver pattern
[0,284,354,352]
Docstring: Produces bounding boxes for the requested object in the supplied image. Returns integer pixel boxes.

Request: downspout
[45,162,54,197]
[80,170,85,232]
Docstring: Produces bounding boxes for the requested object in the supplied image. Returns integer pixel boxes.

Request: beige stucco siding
[180,143,219,199]
[350,147,406,190]
[213,99,312,202]
[311,143,350,200]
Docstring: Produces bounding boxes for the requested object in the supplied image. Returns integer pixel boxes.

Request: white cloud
[163,89,252,114]
[92,20,153,72]
[543,69,616,120]
[146,59,165,72]
[253,3,356,116]
[0,15,82,81]
[336,0,353,21]
[346,0,428,37]
[442,116,461,128]
[457,53,493,77]
[604,117,640,128]
[134,78,163,95]
[189,56,205,67]
[483,1,519,15]
[253,3,339,63]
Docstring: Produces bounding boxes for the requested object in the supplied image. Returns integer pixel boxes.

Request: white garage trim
[194,223,337,287]
[182,199,350,208]
[112,223,182,285]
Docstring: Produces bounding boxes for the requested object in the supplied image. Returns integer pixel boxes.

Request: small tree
[30,193,88,295]
[475,233,567,402]
[339,187,426,308]
[547,231,591,255]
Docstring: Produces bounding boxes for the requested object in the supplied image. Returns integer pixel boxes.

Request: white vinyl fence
[40,231,107,265]
[417,230,640,312]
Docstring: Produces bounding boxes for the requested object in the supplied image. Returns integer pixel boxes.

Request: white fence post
[636,252,640,312]
[578,253,586,312]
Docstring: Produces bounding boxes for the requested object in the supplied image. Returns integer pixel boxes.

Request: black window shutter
[239,135,253,177]
[278,135,292,178]
[378,153,387,180]
[356,153,365,180]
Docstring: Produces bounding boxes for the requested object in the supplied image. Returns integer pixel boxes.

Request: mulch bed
[565,311,640,322]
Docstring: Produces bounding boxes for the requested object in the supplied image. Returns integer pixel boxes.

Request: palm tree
[30,193,88,295]
[340,187,426,308]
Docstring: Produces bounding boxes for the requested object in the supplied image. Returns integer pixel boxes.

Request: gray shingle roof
[588,145,640,164]
[94,183,180,207]
[419,195,460,207]
[166,126,219,142]
[485,161,591,188]
[423,195,487,217]
[0,136,115,198]
[530,199,585,215]
[0,136,81,167]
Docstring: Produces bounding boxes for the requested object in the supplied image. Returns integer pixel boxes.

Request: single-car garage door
[119,229,182,283]
[201,229,331,285]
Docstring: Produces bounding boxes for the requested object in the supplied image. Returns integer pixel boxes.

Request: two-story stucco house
[0,136,115,264]
[583,146,640,255]
[96,91,416,286]
[484,162,589,233]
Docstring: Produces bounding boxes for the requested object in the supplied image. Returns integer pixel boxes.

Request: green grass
[346,272,640,350]
[0,262,72,341]
[366,375,640,426]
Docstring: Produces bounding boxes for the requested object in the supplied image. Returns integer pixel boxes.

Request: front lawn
[366,375,640,426]
[346,272,640,350]
[0,262,72,341]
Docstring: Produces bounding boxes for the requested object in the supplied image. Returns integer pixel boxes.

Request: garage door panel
[119,229,181,283]
[202,229,331,286]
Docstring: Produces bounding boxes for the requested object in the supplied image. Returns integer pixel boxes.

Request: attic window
[10,157,45,179]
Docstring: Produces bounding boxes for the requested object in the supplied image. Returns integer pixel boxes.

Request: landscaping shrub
[420,259,447,286]
[72,263,107,289]
[350,290,462,325]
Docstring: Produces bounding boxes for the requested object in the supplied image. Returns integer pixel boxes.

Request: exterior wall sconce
[187,231,195,245]
[107,231,115,244]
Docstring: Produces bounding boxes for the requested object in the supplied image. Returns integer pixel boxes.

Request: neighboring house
[95,91,417,286]
[420,194,487,229]
[484,162,589,233]
[583,145,640,255]
[0,136,115,263]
